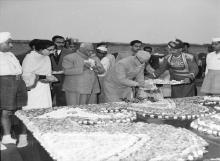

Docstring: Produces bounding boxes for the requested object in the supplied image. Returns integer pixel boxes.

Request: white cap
[97,46,107,52]
[0,32,12,44]
[80,42,94,50]
[212,38,220,42]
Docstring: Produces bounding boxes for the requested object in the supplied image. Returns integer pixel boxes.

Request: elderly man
[150,39,198,98]
[62,43,104,105]
[116,40,142,61]
[103,50,151,102]
[0,32,27,147]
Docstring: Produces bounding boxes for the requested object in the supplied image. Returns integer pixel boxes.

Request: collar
[56,50,61,55]
[130,49,137,56]
[77,50,90,59]
[215,51,220,55]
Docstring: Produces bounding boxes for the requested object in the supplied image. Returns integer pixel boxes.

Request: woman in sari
[150,39,198,98]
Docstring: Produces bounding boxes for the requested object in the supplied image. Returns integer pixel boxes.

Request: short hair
[34,39,55,51]
[143,46,153,52]
[130,40,142,46]
[183,42,190,48]
[29,39,40,49]
[52,35,65,42]
[96,42,108,48]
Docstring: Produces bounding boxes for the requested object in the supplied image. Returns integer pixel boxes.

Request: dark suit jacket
[50,48,72,83]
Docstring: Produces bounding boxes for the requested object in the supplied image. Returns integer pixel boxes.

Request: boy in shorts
[0,32,27,148]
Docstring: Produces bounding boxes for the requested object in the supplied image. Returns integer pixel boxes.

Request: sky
[0,0,219,44]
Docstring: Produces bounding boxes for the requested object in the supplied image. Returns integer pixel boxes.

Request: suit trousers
[51,82,66,106]
[65,91,97,105]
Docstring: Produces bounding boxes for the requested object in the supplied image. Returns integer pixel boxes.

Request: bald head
[136,50,151,63]
[80,42,94,50]
[79,42,94,57]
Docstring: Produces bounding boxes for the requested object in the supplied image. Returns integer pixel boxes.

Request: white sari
[22,51,52,109]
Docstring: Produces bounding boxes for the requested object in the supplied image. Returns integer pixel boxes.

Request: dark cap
[168,39,184,49]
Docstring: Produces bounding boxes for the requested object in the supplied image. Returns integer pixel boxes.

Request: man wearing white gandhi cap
[103,50,152,102]
[201,37,220,95]
[0,32,27,148]
[0,32,12,44]
[95,42,116,103]
[212,37,220,42]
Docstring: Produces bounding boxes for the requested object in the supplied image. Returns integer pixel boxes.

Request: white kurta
[201,51,220,94]
[22,51,52,109]
[205,51,220,75]
[0,51,22,75]
[98,54,115,103]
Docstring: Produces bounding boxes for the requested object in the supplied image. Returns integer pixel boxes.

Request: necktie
[54,51,60,64]
[55,51,59,57]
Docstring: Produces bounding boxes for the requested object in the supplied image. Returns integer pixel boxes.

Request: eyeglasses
[55,41,65,44]
[133,45,142,48]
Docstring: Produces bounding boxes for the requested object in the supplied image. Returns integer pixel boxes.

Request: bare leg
[1,110,16,144]
[17,120,28,148]
[1,110,11,135]
[19,119,27,135]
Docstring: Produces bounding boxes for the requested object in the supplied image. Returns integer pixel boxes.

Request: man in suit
[51,35,72,106]
[62,43,104,105]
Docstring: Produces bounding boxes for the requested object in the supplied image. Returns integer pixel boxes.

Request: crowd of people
[1,31,220,149]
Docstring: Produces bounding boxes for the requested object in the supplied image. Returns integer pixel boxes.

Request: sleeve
[0,58,11,75]
[115,63,138,87]
[98,57,110,76]
[22,55,37,87]
[135,67,145,85]
[187,56,199,80]
[101,57,111,72]
[93,57,105,74]
[62,54,83,75]
[205,54,210,75]
[145,64,155,74]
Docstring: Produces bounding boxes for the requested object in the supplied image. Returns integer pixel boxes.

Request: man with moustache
[51,35,72,106]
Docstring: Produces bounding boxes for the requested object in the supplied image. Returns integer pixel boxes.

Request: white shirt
[205,51,220,74]
[98,54,115,77]
[56,50,61,55]
[0,51,22,75]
